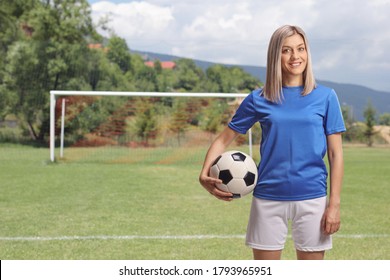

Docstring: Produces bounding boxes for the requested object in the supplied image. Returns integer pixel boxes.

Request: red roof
[88,43,103,49]
[145,61,176,69]
[87,44,109,53]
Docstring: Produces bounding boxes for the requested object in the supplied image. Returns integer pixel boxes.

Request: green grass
[0,144,389,259]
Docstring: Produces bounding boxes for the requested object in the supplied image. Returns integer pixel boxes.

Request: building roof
[145,61,176,69]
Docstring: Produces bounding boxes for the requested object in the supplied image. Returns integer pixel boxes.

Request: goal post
[49,90,254,162]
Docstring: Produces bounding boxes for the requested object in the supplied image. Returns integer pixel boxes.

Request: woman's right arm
[199,126,240,201]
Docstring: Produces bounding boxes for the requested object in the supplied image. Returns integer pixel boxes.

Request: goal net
[49,91,261,165]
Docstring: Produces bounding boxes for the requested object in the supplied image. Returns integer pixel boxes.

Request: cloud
[91,1,174,39]
[172,2,258,64]
[90,0,390,91]
[182,3,252,39]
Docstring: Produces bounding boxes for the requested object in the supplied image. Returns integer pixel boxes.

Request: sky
[87,0,390,92]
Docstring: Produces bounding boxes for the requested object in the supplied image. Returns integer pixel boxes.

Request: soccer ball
[209,150,258,198]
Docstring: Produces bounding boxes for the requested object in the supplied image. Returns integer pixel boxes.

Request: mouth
[289,62,302,68]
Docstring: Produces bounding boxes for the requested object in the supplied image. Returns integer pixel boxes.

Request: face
[280,33,308,84]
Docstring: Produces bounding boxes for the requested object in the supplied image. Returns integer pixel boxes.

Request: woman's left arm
[322,132,344,235]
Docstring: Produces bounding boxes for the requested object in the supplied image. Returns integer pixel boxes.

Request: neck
[282,75,303,87]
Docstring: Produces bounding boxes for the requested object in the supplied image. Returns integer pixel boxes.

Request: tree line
[343,102,390,146]
[0,0,388,147]
[0,0,261,146]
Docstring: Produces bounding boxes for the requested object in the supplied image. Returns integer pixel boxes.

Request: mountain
[133,50,390,121]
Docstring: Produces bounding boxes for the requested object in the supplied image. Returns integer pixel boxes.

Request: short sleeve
[324,89,346,135]
[228,91,259,134]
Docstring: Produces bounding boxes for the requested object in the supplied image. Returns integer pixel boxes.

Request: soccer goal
[49,91,259,164]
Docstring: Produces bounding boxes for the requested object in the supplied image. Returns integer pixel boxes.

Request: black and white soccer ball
[209,150,258,198]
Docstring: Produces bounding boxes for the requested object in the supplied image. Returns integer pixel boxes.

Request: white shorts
[246,196,332,252]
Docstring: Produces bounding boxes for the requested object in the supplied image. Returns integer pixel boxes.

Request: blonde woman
[199,25,345,260]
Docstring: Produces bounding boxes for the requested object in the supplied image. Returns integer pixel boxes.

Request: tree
[132,98,158,145]
[106,35,132,73]
[341,105,355,142]
[0,0,34,54]
[88,48,133,92]
[201,100,229,135]
[134,66,158,92]
[169,99,188,146]
[153,60,163,74]
[231,66,261,92]
[2,0,96,142]
[0,0,34,119]
[206,64,261,93]
[363,101,377,147]
[3,41,41,139]
[205,64,225,92]
[378,113,390,126]
[173,59,204,91]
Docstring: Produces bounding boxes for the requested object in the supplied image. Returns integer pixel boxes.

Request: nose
[291,50,299,60]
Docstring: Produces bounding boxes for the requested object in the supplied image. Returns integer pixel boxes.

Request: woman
[199,25,345,260]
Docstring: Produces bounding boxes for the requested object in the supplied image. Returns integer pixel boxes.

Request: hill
[133,50,390,121]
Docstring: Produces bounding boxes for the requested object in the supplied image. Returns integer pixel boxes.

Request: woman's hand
[321,204,341,235]
[199,174,233,201]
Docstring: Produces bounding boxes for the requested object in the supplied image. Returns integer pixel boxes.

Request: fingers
[209,186,234,201]
[325,221,340,235]
[322,213,340,235]
[199,175,233,201]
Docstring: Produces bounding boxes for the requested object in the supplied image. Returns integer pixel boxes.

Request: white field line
[0,234,389,242]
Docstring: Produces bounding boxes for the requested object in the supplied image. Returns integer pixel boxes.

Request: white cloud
[182,3,253,39]
[90,0,390,91]
[91,1,174,38]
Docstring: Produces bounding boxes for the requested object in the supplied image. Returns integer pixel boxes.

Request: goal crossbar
[49,90,250,162]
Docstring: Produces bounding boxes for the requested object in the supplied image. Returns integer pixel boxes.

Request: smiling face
[281,33,308,86]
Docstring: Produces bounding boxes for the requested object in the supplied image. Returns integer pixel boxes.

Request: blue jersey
[228,85,346,201]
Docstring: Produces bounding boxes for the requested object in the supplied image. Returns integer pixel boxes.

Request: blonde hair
[262,25,316,103]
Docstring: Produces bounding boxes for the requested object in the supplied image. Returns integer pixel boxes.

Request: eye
[298,47,306,52]
[282,48,291,54]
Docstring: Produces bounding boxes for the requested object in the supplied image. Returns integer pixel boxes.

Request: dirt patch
[374,125,390,144]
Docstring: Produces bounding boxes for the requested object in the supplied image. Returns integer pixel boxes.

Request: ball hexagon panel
[227,178,251,195]
[244,158,258,173]
[215,155,234,170]
[228,160,249,178]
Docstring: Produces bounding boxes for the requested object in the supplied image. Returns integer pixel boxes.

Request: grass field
[0,144,389,260]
